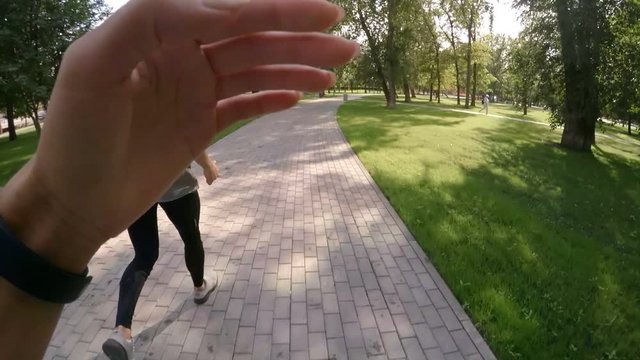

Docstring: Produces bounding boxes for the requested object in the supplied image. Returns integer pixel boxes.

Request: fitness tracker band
[0,216,92,304]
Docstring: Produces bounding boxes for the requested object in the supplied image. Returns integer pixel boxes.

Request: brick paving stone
[327,337,348,360]
[450,329,479,356]
[433,327,459,354]
[269,344,289,360]
[424,348,446,360]
[392,313,415,339]
[226,299,244,320]
[381,332,406,359]
[275,297,291,319]
[325,313,344,339]
[273,319,290,344]
[348,347,368,359]
[234,327,255,354]
[338,301,358,324]
[343,322,365,350]
[415,323,439,350]
[308,332,329,360]
[290,325,309,351]
[362,328,386,356]
[383,293,405,315]
[291,302,307,324]
[256,311,274,335]
[357,306,377,329]
[183,328,205,353]
[322,293,339,314]
[402,337,427,360]
[422,306,445,328]
[374,309,396,333]
[291,351,310,360]
[307,308,325,332]
[253,335,272,360]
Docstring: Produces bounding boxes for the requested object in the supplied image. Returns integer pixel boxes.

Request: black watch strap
[0,216,92,304]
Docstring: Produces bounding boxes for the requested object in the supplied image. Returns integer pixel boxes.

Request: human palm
[14,0,357,248]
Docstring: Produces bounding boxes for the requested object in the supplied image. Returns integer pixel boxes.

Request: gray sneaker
[194,273,219,304]
[102,330,134,360]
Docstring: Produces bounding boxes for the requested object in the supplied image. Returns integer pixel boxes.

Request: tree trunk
[29,101,42,136]
[385,0,399,109]
[436,49,441,103]
[387,78,397,108]
[6,101,17,141]
[471,17,478,108]
[445,10,461,105]
[427,9,441,104]
[32,109,42,136]
[410,87,416,98]
[628,118,632,135]
[402,76,411,103]
[356,2,394,107]
[472,62,478,107]
[556,0,599,151]
[464,12,473,109]
[561,112,595,151]
[429,82,434,102]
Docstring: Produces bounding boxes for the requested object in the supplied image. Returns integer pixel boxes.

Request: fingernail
[351,41,361,58]
[327,71,337,85]
[202,0,250,11]
[335,5,346,21]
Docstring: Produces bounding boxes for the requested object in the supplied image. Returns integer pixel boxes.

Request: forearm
[0,161,100,359]
[0,278,63,359]
[0,161,100,272]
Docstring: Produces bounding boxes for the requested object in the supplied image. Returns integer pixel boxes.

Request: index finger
[66,0,345,87]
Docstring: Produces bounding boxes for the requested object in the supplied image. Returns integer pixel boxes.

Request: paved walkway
[45,97,495,360]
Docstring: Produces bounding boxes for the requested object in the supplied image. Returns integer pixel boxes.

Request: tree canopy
[0,0,109,140]
[331,0,639,150]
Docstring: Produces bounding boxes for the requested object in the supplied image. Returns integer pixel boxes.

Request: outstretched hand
[0,0,359,272]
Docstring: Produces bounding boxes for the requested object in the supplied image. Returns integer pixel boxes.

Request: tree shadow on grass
[358,117,640,359]
[338,97,466,154]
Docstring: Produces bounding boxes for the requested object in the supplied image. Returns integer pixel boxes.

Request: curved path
[46,97,495,360]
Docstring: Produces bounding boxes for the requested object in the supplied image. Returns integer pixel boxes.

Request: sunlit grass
[412,95,551,124]
[415,95,640,142]
[338,96,640,359]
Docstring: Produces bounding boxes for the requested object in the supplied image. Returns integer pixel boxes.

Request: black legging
[115,191,205,328]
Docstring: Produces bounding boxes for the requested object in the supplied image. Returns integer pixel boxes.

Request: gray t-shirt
[159,168,198,203]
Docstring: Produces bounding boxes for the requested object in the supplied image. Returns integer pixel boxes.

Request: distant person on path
[480,93,490,115]
[103,153,220,360]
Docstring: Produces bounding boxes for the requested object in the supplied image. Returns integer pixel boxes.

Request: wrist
[0,161,101,274]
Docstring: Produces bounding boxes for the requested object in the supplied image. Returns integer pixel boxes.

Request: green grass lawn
[0,119,253,187]
[212,118,253,143]
[412,96,553,124]
[338,96,640,359]
[597,122,640,143]
[0,127,39,186]
[417,95,640,142]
